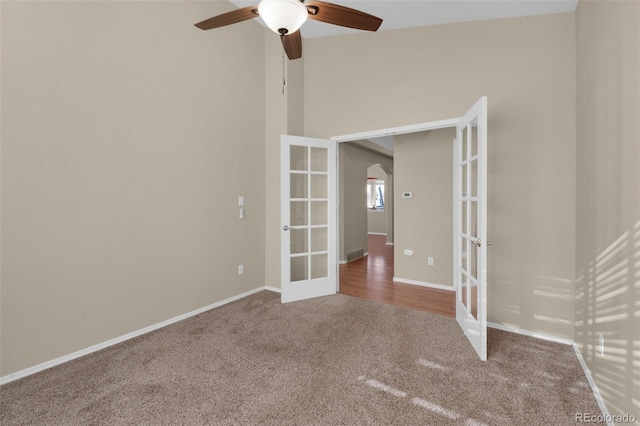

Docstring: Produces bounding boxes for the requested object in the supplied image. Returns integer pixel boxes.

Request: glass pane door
[454,97,488,361]
[289,146,330,282]
[281,136,337,303]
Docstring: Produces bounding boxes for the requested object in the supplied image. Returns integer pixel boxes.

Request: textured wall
[575,0,640,420]
[1,1,266,376]
[303,13,576,338]
[394,129,454,288]
[263,31,305,290]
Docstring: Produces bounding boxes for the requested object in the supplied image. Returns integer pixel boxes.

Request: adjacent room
[1,0,638,424]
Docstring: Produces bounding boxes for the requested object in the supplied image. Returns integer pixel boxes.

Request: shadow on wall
[488,275,574,337]
[531,275,574,334]
[487,244,574,339]
[576,215,640,419]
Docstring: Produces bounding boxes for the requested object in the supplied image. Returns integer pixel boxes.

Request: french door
[454,97,488,361]
[280,135,337,303]
[279,99,488,361]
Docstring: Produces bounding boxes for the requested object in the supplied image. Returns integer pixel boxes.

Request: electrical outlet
[428,257,434,266]
[239,208,245,219]
[238,264,244,275]
[598,334,604,357]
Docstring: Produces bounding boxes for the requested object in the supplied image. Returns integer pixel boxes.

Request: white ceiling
[228,0,578,38]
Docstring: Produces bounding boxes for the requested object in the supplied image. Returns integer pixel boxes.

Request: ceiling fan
[195,0,383,60]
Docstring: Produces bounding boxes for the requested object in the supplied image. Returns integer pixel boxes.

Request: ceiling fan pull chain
[282,48,286,94]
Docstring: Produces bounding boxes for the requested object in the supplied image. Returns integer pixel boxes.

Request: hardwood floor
[339,235,456,317]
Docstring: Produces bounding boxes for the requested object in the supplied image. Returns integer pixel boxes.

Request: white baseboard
[486,321,574,346]
[0,284,612,426]
[486,322,611,424]
[392,277,454,292]
[0,286,267,386]
[367,232,387,236]
[340,252,369,264]
[572,344,613,426]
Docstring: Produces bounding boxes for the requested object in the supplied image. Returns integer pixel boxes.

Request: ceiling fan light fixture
[258,0,308,35]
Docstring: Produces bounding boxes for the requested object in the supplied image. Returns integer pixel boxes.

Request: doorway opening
[337,130,457,318]
[366,163,393,245]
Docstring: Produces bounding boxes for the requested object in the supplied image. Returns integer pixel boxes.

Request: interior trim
[486,321,611,424]
[0,286,266,386]
[486,321,573,345]
[1,286,610,424]
[392,277,455,292]
[572,344,613,425]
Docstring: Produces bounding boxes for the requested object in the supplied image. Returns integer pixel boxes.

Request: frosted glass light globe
[258,0,308,35]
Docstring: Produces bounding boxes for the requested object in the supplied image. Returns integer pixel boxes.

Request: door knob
[283,225,290,231]
[473,239,492,247]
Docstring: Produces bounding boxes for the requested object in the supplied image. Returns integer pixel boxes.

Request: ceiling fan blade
[281,31,302,60]
[305,1,382,32]
[195,6,259,30]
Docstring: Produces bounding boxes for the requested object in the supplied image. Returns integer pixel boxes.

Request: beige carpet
[1,290,604,425]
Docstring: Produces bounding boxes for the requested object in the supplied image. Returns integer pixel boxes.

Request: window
[367,180,385,210]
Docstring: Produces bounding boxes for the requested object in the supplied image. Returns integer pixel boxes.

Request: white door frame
[330,117,461,292]
[299,101,488,361]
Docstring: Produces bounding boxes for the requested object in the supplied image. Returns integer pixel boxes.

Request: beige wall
[339,144,393,262]
[367,212,386,235]
[304,13,577,338]
[263,33,286,291]
[575,0,640,420]
[0,1,266,376]
[394,129,454,288]
[263,32,305,290]
[7,7,637,422]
